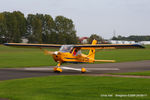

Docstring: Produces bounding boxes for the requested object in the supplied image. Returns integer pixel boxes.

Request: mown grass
[0,45,57,68]
[0,45,150,68]
[110,71,150,76]
[0,45,150,100]
[0,76,150,100]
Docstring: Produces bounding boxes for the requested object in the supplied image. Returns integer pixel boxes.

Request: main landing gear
[53,67,87,73]
[53,66,87,73]
[53,67,62,73]
[81,67,86,73]
[53,62,87,73]
[53,62,62,73]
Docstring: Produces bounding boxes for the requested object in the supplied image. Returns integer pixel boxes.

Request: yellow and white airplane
[4,40,144,73]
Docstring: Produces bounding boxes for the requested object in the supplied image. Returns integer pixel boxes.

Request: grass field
[0,45,150,100]
[0,45,150,68]
[0,45,57,68]
[0,76,149,100]
[110,71,150,76]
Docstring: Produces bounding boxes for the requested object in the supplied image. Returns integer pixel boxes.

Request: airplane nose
[54,51,58,55]
[52,51,61,62]
[53,51,61,56]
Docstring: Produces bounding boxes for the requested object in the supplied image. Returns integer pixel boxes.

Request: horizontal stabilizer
[95,60,116,62]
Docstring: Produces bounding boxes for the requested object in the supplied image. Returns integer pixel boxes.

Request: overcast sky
[0,0,150,39]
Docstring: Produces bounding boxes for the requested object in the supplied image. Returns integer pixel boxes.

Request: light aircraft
[4,40,144,73]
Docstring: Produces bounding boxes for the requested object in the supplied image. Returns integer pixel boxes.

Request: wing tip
[134,44,145,48]
[3,43,9,46]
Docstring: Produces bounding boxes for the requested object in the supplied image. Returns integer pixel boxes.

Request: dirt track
[0,60,150,80]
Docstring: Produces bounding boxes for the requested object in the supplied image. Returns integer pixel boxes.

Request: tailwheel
[81,67,86,73]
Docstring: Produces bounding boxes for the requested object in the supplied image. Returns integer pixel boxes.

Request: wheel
[53,67,57,72]
[81,68,86,73]
[56,67,62,73]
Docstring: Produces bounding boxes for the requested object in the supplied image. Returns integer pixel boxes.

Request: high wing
[3,43,61,48]
[3,43,145,49]
[74,44,145,49]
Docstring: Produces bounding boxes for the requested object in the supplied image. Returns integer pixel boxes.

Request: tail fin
[88,39,97,59]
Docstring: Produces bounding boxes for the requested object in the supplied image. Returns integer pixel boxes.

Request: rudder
[88,39,97,59]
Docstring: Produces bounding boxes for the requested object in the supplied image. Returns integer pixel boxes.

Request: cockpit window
[73,48,81,56]
[59,45,73,52]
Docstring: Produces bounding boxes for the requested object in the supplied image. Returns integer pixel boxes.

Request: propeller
[44,50,54,55]
[44,50,61,56]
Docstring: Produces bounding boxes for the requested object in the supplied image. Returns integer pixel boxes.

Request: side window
[76,50,81,55]
[73,49,77,56]
[73,49,81,56]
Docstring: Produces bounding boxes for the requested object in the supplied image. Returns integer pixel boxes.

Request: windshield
[59,45,74,52]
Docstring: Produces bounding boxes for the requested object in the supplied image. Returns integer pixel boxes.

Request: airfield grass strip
[0,75,150,100]
[85,74,150,78]
[0,45,150,68]
[110,71,150,76]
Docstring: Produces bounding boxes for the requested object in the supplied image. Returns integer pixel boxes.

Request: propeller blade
[44,50,54,55]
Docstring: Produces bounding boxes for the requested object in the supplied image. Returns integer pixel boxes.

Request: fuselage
[52,45,94,63]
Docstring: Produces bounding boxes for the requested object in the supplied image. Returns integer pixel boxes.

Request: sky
[0,0,150,39]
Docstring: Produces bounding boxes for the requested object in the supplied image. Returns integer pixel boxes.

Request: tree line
[0,11,78,44]
[112,35,150,42]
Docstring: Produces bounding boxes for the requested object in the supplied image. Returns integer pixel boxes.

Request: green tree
[13,11,26,38]
[0,13,7,43]
[111,35,150,41]
[42,14,56,43]
[27,14,42,43]
[55,16,78,44]
[1,11,26,43]
[0,11,78,44]
[88,34,103,44]
[3,12,18,42]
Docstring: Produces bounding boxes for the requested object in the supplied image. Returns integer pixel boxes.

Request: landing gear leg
[53,62,62,73]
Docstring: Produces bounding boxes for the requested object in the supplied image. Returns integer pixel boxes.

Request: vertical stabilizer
[88,39,97,59]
